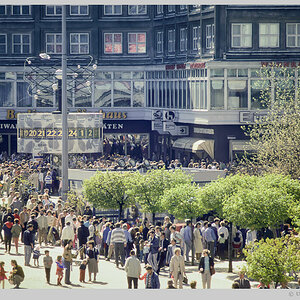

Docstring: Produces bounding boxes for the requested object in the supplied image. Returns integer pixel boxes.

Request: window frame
[12,33,31,54]
[156,31,163,54]
[104,33,123,54]
[167,5,175,13]
[45,5,62,16]
[128,5,147,15]
[128,32,147,54]
[286,23,300,48]
[0,34,7,54]
[156,5,163,15]
[103,5,122,16]
[69,5,89,16]
[12,5,31,15]
[206,24,215,49]
[46,33,62,54]
[231,23,252,48]
[180,27,187,52]
[168,29,175,53]
[193,26,201,51]
[69,33,89,54]
[259,23,280,48]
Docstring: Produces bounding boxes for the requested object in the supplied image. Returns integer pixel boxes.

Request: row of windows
[0,33,147,55]
[0,5,205,17]
[0,5,148,16]
[232,23,300,48]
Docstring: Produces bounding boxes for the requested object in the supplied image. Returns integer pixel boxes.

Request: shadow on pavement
[85,281,108,285]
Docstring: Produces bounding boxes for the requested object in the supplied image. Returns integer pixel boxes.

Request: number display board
[17,113,103,154]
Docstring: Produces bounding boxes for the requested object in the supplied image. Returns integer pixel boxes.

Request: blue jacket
[103,226,110,243]
[23,229,34,246]
[149,236,159,254]
[146,272,160,289]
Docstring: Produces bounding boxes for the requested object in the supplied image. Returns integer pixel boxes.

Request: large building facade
[0,5,299,161]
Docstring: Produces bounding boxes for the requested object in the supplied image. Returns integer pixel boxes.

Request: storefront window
[17,82,32,107]
[103,133,149,159]
[200,80,207,109]
[94,81,112,107]
[210,80,224,109]
[251,79,270,109]
[227,80,248,110]
[210,69,224,77]
[113,81,131,107]
[0,82,13,107]
[74,82,92,107]
[132,81,144,107]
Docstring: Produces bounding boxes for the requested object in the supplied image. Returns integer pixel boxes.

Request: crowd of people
[0,152,299,290]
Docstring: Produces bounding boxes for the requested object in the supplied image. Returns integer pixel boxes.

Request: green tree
[161,183,207,221]
[243,236,300,288]
[199,174,258,218]
[66,190,86,215]
[83,171,135,221]
[127,168,192,223]
[222,174,300,230]
[238,64,300,179]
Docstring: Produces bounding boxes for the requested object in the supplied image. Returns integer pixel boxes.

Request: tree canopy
[238,64,300,179]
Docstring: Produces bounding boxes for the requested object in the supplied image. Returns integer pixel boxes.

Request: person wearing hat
[23,224,34,266]
[144,264,160,289]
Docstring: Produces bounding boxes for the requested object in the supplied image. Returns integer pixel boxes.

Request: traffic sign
[163,110,178,122]
[177,126,189,136]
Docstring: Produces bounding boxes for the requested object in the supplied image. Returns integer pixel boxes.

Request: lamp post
[61,5,68,202]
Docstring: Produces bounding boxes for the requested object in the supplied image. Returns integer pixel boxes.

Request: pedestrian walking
[0,261,7,289]
[3,216,13,254]
[144,264,160,289]
[111,222,126,268]
[169,248,186,289]
[124,250,142,289]
[62,239,77,284]
[198,249,215,289]
[43,250,53,284]
[194,222,204,261]
[147,230,159,272]
[56,255,64,286]
[23,224,34,266]
[33,245,41,266]
[86,241,99,282]
[11,218,22,254]
[79,259,87,283]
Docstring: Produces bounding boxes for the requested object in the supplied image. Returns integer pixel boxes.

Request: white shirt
[61,224,75,241]
[218,226,229,240]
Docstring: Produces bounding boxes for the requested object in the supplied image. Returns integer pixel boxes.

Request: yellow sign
[6,109,127,120]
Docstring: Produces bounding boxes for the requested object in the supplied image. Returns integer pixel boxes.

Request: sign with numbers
[17,113,103,154]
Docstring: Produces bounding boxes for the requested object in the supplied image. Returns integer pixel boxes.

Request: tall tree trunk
[152,212,155,225]
[119,204,123,222]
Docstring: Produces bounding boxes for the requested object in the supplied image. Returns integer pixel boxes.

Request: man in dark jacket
[157,232,169,275]
[145,265,160,289]
[147,230,159,272]
[77,220,90,259]
[234,271,251,289]
[23,224,34,266]
[83,206,93,217]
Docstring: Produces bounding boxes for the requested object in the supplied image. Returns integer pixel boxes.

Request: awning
[230,140,257,151]
[173,137,214,159]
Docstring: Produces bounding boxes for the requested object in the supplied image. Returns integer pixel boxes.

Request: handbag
[211,266,216,275]
[183,274,188,284]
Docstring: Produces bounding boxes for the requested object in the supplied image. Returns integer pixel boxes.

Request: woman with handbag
[169,248,186,289]
[198,249,215,289]
[86,241,99,282]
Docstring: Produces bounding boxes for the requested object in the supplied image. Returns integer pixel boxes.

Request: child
[43,250,53,284]
[79,259,87,283]
[0,261,7,289]
[56,255,64,286]
[33,245,41,267]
